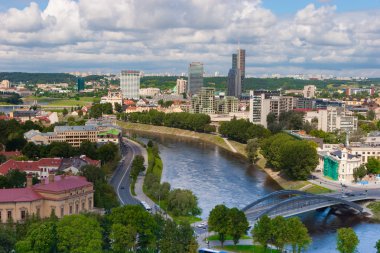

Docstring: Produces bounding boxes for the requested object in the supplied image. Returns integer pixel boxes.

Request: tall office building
[120,70,140,99]
[188,62,203,96]
[77,78,85,92]
[227,68,241,97]
[237,49,246,90]
[227,49,245,97]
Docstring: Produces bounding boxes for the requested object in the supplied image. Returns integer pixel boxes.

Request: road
[109,138,140,205]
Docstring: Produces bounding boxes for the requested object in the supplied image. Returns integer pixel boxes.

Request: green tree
[159,220,198,253]
[57,215,103,253]
[6,169,26,188]
[80,165,105,184]
[16,221,58,253]
[375,239,380,253]
[353,165,367,182]
[114,103,123,113]
[22,142,41,159]
[79,140,98,160]
[228,208,249,245]
[279,140,319,180]
[246,138,259,163]
[110,223,137,253]
[366,157,380,174]
[336,228,359,253]
[208,205,230,247]
[167,189,201,216]
[0,225,16,253]
[271,216,289,252]
[97,142,118,164]
[367,110,376,121]
[287,217,312,253]
[252,215,273,252]
[62,108,68,116]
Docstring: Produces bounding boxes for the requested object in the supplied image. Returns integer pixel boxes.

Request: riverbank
[118,121,331,194]
[117,121,247,157]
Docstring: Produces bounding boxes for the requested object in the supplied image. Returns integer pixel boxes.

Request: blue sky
[0,0,379,76]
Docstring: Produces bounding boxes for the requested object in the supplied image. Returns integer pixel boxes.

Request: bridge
[242,189,380,221]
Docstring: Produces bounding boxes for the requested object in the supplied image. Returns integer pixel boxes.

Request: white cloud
[0,1,379,76]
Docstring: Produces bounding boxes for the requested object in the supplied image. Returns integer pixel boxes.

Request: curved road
[109,138,140,205]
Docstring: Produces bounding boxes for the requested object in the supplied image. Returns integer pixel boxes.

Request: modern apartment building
[120,70,140,99]
[216,96,239,114]
[249,91,294,127]
[0,175,94,223]
[176,78,187,95]
[305,107,358,132]
[190,87,215,114]
[188,62,203,95]
[139,88,160,97]
[303,85,316,98]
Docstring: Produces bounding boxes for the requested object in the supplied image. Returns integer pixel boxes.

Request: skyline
[0,0,380,76]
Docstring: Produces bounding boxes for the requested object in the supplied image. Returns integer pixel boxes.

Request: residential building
[216,96,239,114]
[139,88,160,97]
[303,85,316,98]
[77,78,85,92]
[175,78,187,95]
[188,62,203,95]
[346,87,375,96]
[305,107,358,132]
[0,156,100,179]
[0,80,10,89]
[363,131,380,146]
[100,91,123,110]
[190,87,215,114]
[295,97,314,110]
[323,149,361,183]
[314,99,345,109]
[349,145,380,163]
[120,70,140,99]
[0,175,94,223]
[249,91,294,128]
[9,110,38,122]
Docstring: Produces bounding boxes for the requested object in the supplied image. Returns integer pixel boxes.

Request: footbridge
[242,190,380,221]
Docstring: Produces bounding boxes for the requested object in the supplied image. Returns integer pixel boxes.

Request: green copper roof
[98,128,121,136]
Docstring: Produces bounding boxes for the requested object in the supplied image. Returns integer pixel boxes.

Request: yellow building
[0,175,94,223]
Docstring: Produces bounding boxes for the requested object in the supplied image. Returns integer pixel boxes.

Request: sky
[0,0,380,77]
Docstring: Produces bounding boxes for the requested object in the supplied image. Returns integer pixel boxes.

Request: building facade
[188,62,203,96]
[77,78,85,92]
[100,91,123,110]
[0,175,94,223]
[190,87,215,114]
[323,149,361,183]
[139,88,160,97]
[305,107,358,132]
[120,70,140,99]
[176,78,188,95]
[303,85,316,98]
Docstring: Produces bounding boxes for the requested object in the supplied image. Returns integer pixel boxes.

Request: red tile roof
[0,158,62,175]
[33,175,92,193]
[0,188,43,202]
[0,150,21,158]
[80,155,100,167]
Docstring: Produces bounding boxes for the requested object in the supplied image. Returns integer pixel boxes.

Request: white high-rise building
[176,78,188,95]
[120,70,140,99]
[303,85,316,98]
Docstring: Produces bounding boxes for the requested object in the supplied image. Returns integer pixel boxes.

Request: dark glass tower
[188,62,203,95]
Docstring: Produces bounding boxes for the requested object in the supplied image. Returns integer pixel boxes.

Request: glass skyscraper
[227,49,245,97]
[188,62,203,95]
[77,78,85,92]
[120,70,140,99]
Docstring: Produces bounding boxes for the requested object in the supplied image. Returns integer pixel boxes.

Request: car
[341,194,349,198]
[120,186,125,189]
[346,193,355,197]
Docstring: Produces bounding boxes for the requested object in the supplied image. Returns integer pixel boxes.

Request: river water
[131,131,380,253]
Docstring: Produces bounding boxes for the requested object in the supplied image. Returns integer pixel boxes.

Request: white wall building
[139,88,160,97]
[305,107,358,132]
[303,85,316,98]
[120,70,140,99]
[323,149,361,183]
[100,91,123,109]
[176,78,188,95]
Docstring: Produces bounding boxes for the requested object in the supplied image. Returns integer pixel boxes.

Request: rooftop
[0,188,43,203]
[54,125,97,132]
[33,175,92,193]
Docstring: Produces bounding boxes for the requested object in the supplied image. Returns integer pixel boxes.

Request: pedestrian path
[223,138,237,153]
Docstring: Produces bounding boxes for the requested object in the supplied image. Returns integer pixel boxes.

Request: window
[88,199,92,209]
[82,202,85,210]
[21,210,26,220]
[69,205,73,214]
[7,210,12,220]
[60,207,64,217]
[75,204,79,214]
[0,211,2,222]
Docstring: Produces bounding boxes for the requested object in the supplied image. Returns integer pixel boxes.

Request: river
[131,131,380,253]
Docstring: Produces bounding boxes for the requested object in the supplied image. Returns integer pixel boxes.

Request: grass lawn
[215,245,280,253]
[25,96,99,106]
[207,234,252,241]
[304,184,332,194]
[368,201,380,220]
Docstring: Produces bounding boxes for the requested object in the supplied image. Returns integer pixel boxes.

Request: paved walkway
[223,138,237,153]
[310,172,380,191]
[129,139,172,219]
